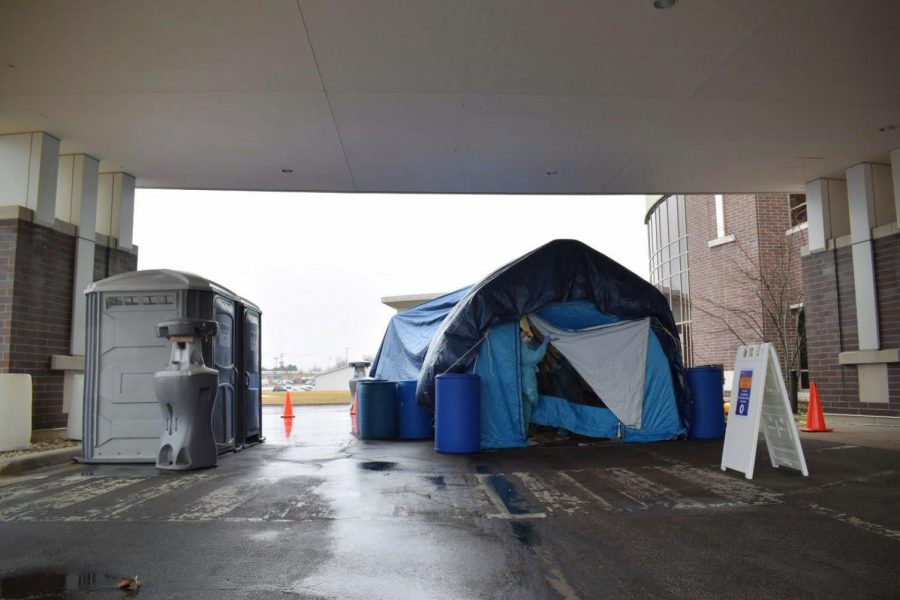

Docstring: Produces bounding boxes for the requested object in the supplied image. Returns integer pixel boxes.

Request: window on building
[714,194,725,238]
[646,195,692,366]
[789,194,807,228]
[793,305,809,390]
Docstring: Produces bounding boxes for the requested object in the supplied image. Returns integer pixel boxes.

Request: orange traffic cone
[281,390,294,419]
[801,382,832,432]
[350,390,359,435]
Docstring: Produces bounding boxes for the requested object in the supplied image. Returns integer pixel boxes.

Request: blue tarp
[369,287,470,382]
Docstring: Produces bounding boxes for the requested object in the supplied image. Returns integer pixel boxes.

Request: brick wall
[0,219,139,431]
[3,219,76,429]
[802,232,899,416]
[755,193,806,377]
[0,220,19,371]
[802,247,858,411]
[874,233,900,414]
[683,193,804,376]
[93,243,138,281]
[685,194,764,370]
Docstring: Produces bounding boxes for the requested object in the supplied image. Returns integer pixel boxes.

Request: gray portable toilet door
[213,296,236,453]
[243,310,262,441]
[92,292,179,462]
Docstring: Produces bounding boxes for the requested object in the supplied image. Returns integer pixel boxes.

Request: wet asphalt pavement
[0,405,898,599]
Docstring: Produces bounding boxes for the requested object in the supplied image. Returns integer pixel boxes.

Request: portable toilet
[81,269,262,463]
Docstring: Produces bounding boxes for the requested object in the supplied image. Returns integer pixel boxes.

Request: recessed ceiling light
[653,0,677,9]
[878,124,896,133]
[281,168,294,173]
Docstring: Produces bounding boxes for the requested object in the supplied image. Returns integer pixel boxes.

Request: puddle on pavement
[426,475,447,490]
[358,461,398,472]
[487,474,533,515]
[510,521,540,547]
[0,570,126,599]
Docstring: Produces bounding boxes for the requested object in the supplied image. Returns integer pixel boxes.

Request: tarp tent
[370,240,690,448]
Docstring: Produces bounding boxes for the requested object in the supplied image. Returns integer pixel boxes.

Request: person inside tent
[519,317,551,434]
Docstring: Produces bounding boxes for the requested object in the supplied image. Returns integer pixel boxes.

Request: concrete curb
[824,413,900,427]
[0,447,79,477]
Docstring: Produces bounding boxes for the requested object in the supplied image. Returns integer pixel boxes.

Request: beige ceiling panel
[330,92,678,193]
[610,99,900,193]
[301,0,780,98]
[0,92,353,191]
[696,0,900,103]
[0,0,322,94]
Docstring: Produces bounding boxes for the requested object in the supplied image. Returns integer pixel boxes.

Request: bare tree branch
[690,235,805,395]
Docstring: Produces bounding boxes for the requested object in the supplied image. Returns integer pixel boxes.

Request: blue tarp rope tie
[651,317,679,344]
[472,335,494,376]
[440,332,490,375]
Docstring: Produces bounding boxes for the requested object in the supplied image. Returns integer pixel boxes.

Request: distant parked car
[300,385,314,391]
[273,385,286,392]
[284,384,293,390]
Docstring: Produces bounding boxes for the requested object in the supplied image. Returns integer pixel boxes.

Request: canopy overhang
[1,0,897,194]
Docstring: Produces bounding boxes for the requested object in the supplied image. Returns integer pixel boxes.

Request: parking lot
[0,405,898,599]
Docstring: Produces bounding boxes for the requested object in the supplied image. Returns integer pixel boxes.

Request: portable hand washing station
[154,319,220,470]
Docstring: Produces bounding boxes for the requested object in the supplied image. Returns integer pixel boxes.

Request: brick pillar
[0,215,77,430]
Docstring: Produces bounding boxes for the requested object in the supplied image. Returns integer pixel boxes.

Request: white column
[805,180,831,252]
[714,194,725,238]
[57,155,99,356]
[115,172,135,250]
[845,162,895,404]
[54,154,99,438]
[0,132,60,225]
[97,171,135,249]
[804,178,849,252]
[846,163,889,351]
[891,148,900,223]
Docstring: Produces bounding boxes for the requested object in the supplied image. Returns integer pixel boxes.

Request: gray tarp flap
[531,317,650,429]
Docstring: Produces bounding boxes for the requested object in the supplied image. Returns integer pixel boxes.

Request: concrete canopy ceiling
[1,0,898,194]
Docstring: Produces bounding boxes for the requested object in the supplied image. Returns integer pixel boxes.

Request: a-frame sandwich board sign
[721,343,809,480]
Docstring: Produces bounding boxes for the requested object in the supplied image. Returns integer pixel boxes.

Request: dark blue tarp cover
[369,286,470,383]
[396,239,691,428]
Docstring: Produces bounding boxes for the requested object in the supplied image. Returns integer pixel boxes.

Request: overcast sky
[134,191,649,370]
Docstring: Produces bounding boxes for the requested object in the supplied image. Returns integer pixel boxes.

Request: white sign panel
[721,344,809,480]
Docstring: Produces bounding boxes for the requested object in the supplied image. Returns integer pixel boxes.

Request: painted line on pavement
[514,472,589,515]
[659,465,783,507]
[808,503,900,543]
[555,472,616,512]
[67,474,215,521]
[607,468,703,509]
[0,477,147,521]
[475,474,546,520]
[0,475,85,505]
[784,470,896,497]
[166,483,251,521]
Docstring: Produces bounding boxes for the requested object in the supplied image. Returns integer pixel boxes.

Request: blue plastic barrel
[686,366,725,440]
[357,380,398,440]
[435,373,481,453]
[397,380,433,440]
